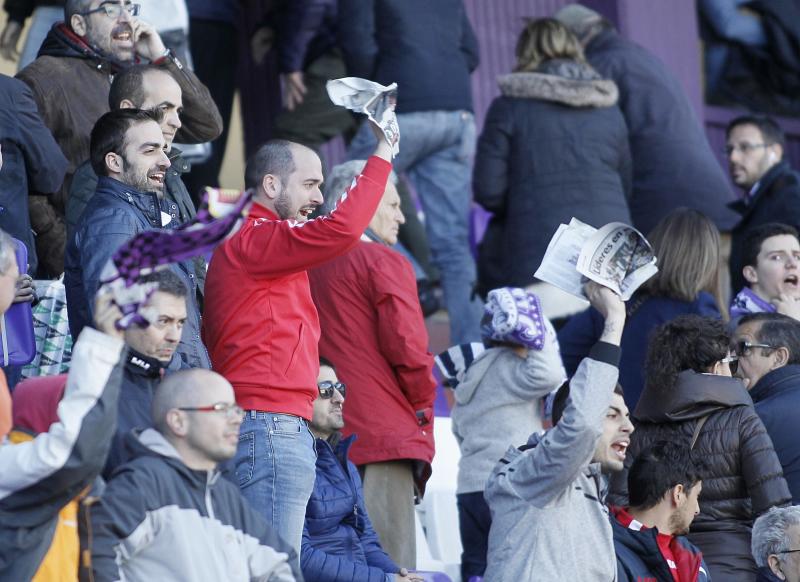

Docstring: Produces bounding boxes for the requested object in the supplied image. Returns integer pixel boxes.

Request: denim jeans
[234,412,317,562]
[348,110,484,344]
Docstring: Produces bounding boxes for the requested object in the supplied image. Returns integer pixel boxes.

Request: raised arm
[158,54,223,144]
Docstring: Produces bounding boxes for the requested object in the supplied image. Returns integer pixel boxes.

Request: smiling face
[271,145,324,222]
[745,234,800,302]
[368,181,405,245]
[74,0,138,62]
[592,392,634,473]
[138,70,183,150]
[727,123,781,190]
[110,120,170,193]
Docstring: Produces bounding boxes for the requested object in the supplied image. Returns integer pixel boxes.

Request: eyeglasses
[733,340,777,357]
[177,402,245,421]
[317,381,346,399]
[723,142,767,156]
[776,549,800,554]
[720,354,739,375]
[81,2,140,18]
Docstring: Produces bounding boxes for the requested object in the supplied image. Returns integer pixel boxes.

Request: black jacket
[729,160,800,292]
[610,370,791,581]
[337,0,478,114]
[473,59,632,293]
[0,73,67,276]
[585,27,739,234]
[750,364,800,504]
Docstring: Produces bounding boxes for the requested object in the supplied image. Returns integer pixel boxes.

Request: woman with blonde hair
[474,17,632,296]
[558,208,725,407]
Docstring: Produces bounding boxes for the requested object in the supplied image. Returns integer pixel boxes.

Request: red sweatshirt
[202,156,392,419]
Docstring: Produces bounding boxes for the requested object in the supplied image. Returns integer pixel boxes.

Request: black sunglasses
[733,340,777,357]
[317,381,346,399]
[720,354,739,375]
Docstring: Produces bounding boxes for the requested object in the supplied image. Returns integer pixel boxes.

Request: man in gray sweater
[483,282,633,581]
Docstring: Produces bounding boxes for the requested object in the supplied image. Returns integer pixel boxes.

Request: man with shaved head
[90,368,302,581]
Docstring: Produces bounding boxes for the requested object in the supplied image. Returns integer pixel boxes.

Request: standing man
[338,0,485,344]
[202,122,395,559]
[65,108,209,369]
[17,0,221,276]
[724,115,800,293]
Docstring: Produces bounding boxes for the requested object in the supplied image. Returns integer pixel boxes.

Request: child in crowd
[436,287,565,581]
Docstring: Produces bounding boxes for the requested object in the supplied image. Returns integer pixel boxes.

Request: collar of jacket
[729,160,795,216]
[497,60,618,108]
[248,201,281,223]
[750,363,800,403]
[756,566,783,582]
[634,370,752,422]
[96,175,165,226]
[168,148,191,175]
[316,432,356,462]
[125,348,166,379]
[37,22,129,74]
[126,427,222,485]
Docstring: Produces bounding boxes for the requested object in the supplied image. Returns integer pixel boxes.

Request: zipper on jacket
[205,473,216,520]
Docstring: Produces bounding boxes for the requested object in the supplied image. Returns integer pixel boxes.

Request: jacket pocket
[235,431,256,486]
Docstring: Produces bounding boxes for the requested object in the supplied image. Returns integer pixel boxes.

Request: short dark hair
[245,140,297,189]
[726,115,785,148]
[89,108,163,176]
[552,380,624,426]
[644,315,729,392]
[628,441,705,510]
[319,356,336,372]
[65,0,92,21]
[109,65,172,110]
[739,312,800,365]
[742,223,800,268]
[137,269,188,299]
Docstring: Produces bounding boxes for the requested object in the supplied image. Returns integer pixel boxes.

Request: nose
[117,4,133,23]
[397,208,406,225]
[622,417,634,434]
[331,388,344,404]
[168,111,181,131]
[312,187,323,206]
[158,149,171,169]
[728,147,742,164]
[164,324,182,342]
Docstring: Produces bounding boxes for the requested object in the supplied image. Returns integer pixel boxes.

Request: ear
[260,174,281,200]
[119,99,137,110]
[670,483,685,508]
[772,143,784,163]
[166,409,189,437]
[768,554,787,579]
[70,14,87,37]
[743,264,759,286]
[773,346,790,368]
[105,152,123,175]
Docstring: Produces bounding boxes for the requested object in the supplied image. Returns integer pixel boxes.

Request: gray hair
[0,228,17,275]
[752,506,800,567]
[321,160,398,215]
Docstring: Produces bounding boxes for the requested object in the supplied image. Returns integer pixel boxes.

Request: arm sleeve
[235,497,300,582]
[473,98,513,215]
[504,319,566,400]
[502,344,620,507]
[460,7,480,72]
[159,57,223,144]
[0,329,125,510]
[236,157,391,279]
[371,252,437,411]
[301,523,393,582]
[337,0,377,78]
[277,0,329,73]
[13,80,68,194]
[556,308,603,378]
[698,0,767,45]
[65,162,99,234]
[739,406,792,515]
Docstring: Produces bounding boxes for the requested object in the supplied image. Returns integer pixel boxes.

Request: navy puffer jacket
[301,435,398,582]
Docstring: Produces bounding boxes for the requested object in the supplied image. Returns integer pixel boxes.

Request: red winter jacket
[202,156,391,420]
[309,241,436,490]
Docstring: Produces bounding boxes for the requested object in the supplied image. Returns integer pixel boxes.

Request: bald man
[89,370,301,582]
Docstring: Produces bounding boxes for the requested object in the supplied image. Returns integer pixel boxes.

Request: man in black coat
[555,4,739,235]
[725,115,800,293]
[0,73,67,276]
[734,312,800,504]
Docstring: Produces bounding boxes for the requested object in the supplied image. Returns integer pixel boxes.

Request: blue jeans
[234,412,317,562]
[349,110,484,343]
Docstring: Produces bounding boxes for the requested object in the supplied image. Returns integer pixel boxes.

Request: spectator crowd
[1,1,800,582]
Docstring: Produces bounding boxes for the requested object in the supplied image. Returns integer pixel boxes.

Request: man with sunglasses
[752,506,800,582]
[90,368,302,581]
[733,312,800,504]
[16,0,222,277]
[301,358,422,582]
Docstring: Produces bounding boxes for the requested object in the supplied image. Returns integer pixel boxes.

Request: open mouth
[611,440,629,460]
[112,25,133,43]
[297,207,315,220]
[148,171,165,186]
[784,274,799,288]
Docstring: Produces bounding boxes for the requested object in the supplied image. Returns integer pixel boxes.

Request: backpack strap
[691,415,710,450]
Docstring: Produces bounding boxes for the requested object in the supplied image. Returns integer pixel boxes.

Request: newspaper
[327,77,400,158]
[534,218,658,301]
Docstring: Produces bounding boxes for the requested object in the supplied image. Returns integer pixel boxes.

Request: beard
[274,186,294,220]
[120,160,164,194]
[667,511,692,536]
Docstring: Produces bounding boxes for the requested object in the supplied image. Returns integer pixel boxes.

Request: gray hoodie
[483,342,621,582]
[451,319,566,494]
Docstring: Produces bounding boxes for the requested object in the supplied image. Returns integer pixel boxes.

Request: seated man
[302,357,421,582]
[731,223,800,321]
[483,282,633,581]
[611,441,710,582]
[733,312,800,503]
[752,506,800,582]
[90,368,300,581]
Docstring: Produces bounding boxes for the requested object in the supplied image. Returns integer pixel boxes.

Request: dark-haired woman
[610,314,790,582]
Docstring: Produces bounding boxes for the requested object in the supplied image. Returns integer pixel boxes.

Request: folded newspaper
[534,218,658,301]
[327,77,399,158]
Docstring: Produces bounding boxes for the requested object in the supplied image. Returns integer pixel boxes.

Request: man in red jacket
[202,120,395,561]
